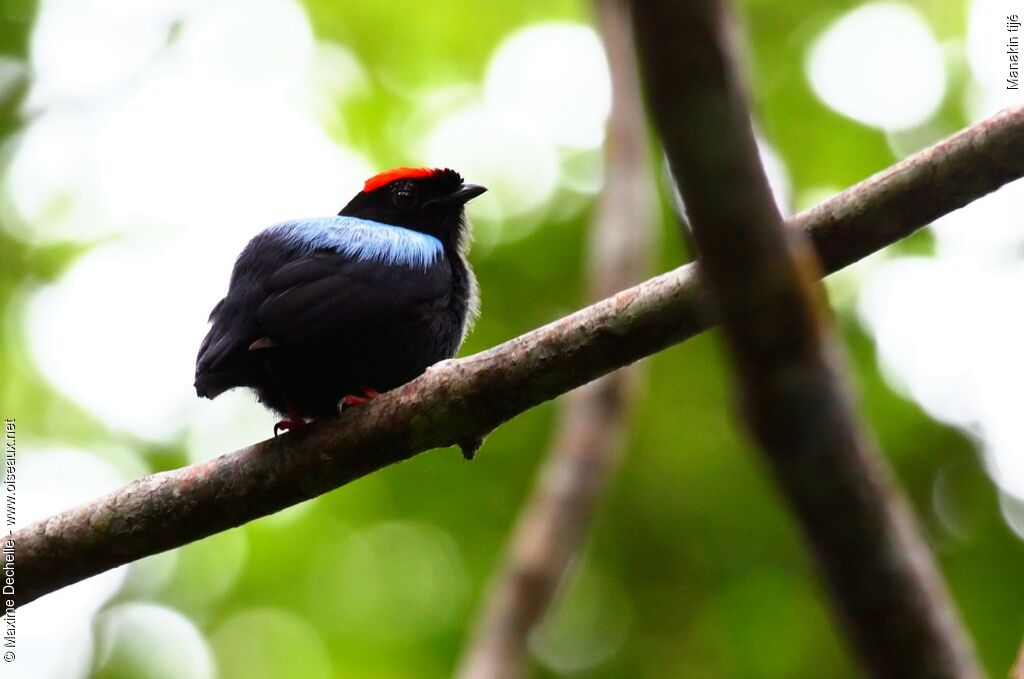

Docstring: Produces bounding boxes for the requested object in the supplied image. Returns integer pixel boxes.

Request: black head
[339,167,486,247]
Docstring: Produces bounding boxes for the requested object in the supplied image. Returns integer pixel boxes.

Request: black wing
[257,252,452,345]
[196,244,451,399]
[194,293,262,398]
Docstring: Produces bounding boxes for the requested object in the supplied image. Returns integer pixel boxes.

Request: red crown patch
[362,167,439,193]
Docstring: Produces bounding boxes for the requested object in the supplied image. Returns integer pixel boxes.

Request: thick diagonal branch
[10,103,1024,609]
[629,1,982,677]
[457,1,656,676]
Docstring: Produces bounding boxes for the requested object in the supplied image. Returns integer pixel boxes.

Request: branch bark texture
[629,1,982,677]
[458,1,656,675]
[10,103,1024,609]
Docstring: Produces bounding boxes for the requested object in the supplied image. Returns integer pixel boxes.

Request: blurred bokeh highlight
[1,0,1021,677]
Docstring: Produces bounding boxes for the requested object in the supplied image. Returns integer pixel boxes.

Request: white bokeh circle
[806,3,947,130]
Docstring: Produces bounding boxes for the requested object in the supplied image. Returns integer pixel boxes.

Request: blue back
[267,216,444,270]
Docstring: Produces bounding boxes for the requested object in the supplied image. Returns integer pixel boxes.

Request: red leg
[274,406,307,436]
[341,386,381,409]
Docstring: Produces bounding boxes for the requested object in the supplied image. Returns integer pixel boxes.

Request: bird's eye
[393,187,417,209]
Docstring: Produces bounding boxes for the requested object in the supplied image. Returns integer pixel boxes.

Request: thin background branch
[629,0,980,676]
[10,104,1024,609]
[457,1,656,675]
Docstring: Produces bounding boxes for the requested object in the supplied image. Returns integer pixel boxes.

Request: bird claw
[340,386,381,410]
[273,412,307,437]
[340,395,369,408]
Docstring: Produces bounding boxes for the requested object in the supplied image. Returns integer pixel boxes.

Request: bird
[194,167,487,434]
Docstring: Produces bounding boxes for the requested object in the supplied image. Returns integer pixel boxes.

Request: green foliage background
[2,1,1021,677]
